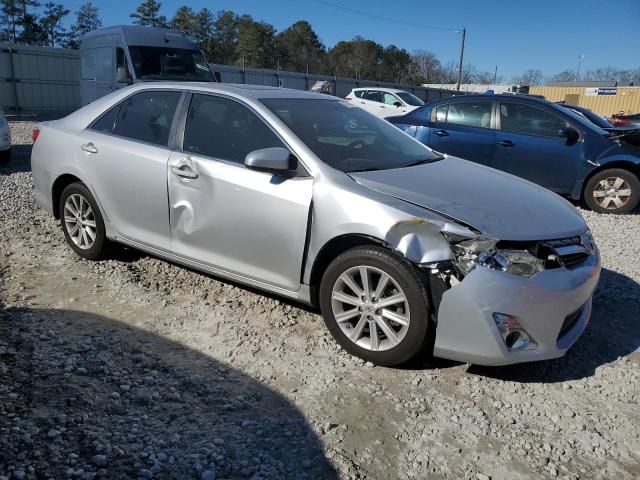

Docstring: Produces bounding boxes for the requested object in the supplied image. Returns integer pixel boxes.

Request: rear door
[493,101,582,192]
[428,99,495,166]
[80,90,183,250]
[167,93,312,291]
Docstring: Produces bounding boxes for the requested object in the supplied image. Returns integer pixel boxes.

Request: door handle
[497,140,515,148]
[434,130,449,137]
[170,158,198,179]
[81,143,98,154]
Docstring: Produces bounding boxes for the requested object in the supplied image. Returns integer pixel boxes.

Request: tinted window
[81,47,112,82]
[90,105,120,133]
[128,46,213,81]
[353,90,365,98]
[364,91,382,103]
[500,102,567,137]
[113,91,181,146]
[261,98,441,173]
[446,101,492,128]
[183,94,284,164]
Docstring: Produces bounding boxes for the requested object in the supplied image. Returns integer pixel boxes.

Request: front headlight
[446,235,544,278]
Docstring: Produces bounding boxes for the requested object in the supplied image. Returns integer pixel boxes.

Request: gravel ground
[1,120,639,480]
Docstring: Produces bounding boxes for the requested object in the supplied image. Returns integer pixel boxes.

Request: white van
[80,25,214,105]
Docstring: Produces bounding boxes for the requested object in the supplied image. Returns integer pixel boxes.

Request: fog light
[493,313,536,351]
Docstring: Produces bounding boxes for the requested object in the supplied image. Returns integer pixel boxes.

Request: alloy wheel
[592,177,632,210]
[331,265,410,352]
[64,193,97,250]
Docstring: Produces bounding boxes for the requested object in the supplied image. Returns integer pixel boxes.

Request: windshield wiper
[402,156,442,168]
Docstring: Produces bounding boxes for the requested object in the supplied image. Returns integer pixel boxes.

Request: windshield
[261,98,441,172]
[128,46,213,81]
[396,92,424,107]
[550,103,608,135]
[564,105,612,129]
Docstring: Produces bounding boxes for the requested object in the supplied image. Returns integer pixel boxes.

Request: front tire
[319,246,432,366]
[584,168,640,214]
[59,183,107,260]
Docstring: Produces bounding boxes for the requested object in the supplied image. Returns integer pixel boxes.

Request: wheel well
[51,174,82,219]
[582,161,640,199]
[308,234,387,307]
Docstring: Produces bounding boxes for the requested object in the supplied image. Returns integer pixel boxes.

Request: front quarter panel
[303,173,467,285]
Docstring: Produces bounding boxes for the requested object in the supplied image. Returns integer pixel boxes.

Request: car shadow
[0,307,338,479]
[467,268,640,383]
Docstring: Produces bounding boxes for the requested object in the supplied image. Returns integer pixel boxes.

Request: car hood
[348,157,587,241]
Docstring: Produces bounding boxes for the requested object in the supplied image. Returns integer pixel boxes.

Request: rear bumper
[433,252,600,366]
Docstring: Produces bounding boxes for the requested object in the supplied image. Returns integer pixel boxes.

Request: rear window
[353,90,365,98]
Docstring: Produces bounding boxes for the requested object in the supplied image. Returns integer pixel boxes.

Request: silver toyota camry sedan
[31,83,601,367]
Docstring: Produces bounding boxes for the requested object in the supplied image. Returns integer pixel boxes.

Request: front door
[80,90,182,250]
[428,100,495,166]
[167,93,313,291]
[493,101,582,192]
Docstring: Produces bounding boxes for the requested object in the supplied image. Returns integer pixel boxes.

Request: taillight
[345,96,352,101]
[32,128,39,143]
[612,117,630,126]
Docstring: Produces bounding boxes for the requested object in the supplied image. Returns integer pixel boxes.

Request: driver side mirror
[245,147,295,173]
[558,126,579,143]
[393,101,402,108]
[117,66,131,85]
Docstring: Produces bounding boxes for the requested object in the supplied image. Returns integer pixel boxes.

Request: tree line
[1,0,638,86]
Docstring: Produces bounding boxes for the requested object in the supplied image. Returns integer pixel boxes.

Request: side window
[500,103,567,137]
[81,47,113,83]
[382,92,399,105]
[435,104,447,123]
[364,90,382,103]
[446,101,493,128]
[116,47,130,83]
[113,91,181,146]
[353,90,365,99]
[183,94,285,164]
[89,104,120,134]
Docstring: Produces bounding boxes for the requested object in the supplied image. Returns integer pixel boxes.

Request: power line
[310,0,461,32]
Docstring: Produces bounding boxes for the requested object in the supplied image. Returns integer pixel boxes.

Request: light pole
[493,65,499,85]
[576,55,584,81]
[455,27,466,91]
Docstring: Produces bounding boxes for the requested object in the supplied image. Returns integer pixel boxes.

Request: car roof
[427,93,551,107]
[115,81,341,101]
[351,87,408,94]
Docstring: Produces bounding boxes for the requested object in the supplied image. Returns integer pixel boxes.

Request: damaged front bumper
[430,252,601,366]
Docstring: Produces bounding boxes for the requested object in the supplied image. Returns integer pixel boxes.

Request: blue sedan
[387,94,640,214]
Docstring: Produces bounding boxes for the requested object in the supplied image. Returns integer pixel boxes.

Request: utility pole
[576,55,584,81]
[455,28,466,91]
[493,65,498,85]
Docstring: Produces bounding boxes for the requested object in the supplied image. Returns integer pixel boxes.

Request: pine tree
[66,1,101,49]
[40,1,69,47]
[0,0,20,42]
[130,0,167,28]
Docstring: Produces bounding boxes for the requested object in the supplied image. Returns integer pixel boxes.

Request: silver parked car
[31,83,601,367]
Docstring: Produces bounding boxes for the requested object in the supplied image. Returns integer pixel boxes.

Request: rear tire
[319,246,432,366]
[59,183,108,260]
[584,168,640,214]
